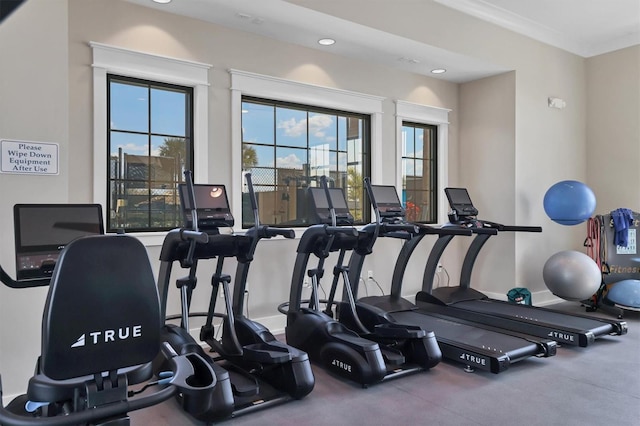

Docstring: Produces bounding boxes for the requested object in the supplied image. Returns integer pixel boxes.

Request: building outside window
[401,122,437,223]
[241,96,370,228]
[107,75,193,232]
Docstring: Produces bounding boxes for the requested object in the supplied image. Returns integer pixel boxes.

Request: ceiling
[124,0,640,83]
[434,0,640,58]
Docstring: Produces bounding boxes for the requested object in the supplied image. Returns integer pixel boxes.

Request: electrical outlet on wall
[367,270,374,280]
[437,263,443,272]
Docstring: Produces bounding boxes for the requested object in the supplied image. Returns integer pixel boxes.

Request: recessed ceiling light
[318,38,336,46]
[431,68,447,74]
[152,0,172,4]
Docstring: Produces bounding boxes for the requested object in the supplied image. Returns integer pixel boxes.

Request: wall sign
[1,139,59,175]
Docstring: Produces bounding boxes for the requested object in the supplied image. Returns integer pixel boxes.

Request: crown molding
[433,0,639,57]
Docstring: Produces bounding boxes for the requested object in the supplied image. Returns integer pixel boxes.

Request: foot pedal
[243,343,293,364]
[226,366,260,397]
[374,323,426,339]
[380,347,405,366]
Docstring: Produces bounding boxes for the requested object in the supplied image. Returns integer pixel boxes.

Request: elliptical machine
[281,176,440,386]
[329,178,442,372]
[154,172,314,422]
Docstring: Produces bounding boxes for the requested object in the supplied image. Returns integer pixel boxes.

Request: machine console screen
[308,187,353,225]
[370,185,405,218]
[444,188,479,217]
[14,204,104,281]
[179,184,234,229]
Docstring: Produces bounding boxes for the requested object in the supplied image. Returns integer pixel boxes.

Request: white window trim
[395,100,451,224]
[90,42,212,245]
[229,69,385,235]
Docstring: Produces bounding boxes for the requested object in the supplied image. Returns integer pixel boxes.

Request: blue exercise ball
[543,250,601,301]
[543,180,596,225]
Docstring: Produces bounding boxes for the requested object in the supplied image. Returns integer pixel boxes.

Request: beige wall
[513,44,588,293]
[458,72,516,294]
[0,0,69,397]
[586,45,640,212]
[0,0,638,400]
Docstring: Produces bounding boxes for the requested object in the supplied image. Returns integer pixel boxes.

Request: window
[230,70,384,232]
[91,42,211,242]
[401,122,437,223]
[395,101,450,224]
[107,75,193,232]
[241,97,370,227]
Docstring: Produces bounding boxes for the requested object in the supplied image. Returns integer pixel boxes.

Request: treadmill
[415,187,627,347]
[345,184,557,374]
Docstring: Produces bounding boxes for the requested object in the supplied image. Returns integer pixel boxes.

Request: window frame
[395,100,450,224]
[91,42,211,245]
[240,95,372,228]
[230,69,384,236]
[400,121,438,224]
[106,74,194,233]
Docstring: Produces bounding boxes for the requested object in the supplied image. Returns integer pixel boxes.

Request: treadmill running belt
[390,310,540,359]
[455,300,614,335]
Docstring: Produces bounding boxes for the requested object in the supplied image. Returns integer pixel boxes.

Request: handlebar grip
[180,229,209,244]
[472,227,499,235]
[169,353,217,394]
[471,228,498,235]
[437,227,474,236]
[1,265,51,288]
[272,228,296,239]
[385,231,414,240]
[501,225,543,232]
[326,226,359,237]
[257,227,296,239]
[384,223,419,234]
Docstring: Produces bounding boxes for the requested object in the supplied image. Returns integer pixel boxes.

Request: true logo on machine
[331,359,352,373]
[459,353,486,366]
[71,325,142,348]
[547,331,574,342]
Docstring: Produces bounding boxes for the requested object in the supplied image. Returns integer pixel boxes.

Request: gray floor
[131,302,640,426]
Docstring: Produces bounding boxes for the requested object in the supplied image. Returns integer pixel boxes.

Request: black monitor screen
[371,185,405,217]
[444,187,478,216]
[308,187,353,224]
[14,204,104,281]
[310,187,348,210]
[179,184,234,229]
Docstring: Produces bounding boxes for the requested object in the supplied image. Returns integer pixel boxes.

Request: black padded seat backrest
[41,235,161,381]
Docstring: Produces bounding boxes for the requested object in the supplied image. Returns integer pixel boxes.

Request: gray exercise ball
[543,250,601,301]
